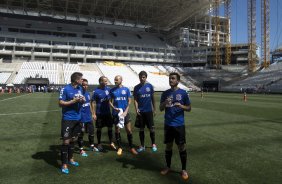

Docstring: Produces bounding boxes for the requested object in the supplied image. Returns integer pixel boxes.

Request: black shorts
[96,114,113,128]
[113,113,131,125]
[61,119,81,140]
[164,125,186,145]
[80,121,94,135]
[135,112,154,129]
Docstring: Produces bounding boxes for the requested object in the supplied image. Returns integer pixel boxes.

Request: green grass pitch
[0,92,281,184]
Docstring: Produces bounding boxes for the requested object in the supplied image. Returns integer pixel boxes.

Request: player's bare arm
[90,100,97,120]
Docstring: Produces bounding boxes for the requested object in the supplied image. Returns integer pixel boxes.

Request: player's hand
[174,102,182,108]
[121,112,127,117]
[92,114,97,121]
[79,96,86,103]
[73,96,80,103]
[153,110,156,116]
[114,107,120,112]
[136,109,141,116]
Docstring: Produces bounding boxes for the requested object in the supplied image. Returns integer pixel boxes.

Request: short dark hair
[139,71,147,77]
[70,72,83,83]
[98,76,107,83]
[82,78,88,83]
[169,72,180,81]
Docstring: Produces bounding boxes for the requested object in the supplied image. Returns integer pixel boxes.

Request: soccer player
[59,72,85,174]
[77,78,98,157]
[91,76,116,151]
[109,75,138,156]
[133,71,157,153]
[159,72,191,181]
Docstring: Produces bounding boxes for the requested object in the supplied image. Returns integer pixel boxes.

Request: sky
[220,0,282,51]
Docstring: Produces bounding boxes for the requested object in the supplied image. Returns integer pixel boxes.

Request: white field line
[0,109,60,116]
[0,93,32,102]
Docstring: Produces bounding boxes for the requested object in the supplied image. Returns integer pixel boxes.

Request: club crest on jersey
[176,94,182,101]
[121,90,126,95]
[87,95,90,100]
[105,90,109,95]
[146,87,150,92]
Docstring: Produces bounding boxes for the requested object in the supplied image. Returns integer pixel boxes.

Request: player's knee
[178,144,186,152]
[115,127,120,133]
[72,136,78,141]
[149,128,154,133]
[63,139,70,145]
[126,128,132,134]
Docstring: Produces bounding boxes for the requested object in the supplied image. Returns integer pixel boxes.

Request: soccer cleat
[117,148,123,156]
[137,146,145,153]
[152,144,157,152]
[160,167,170,175]
[110,142,117,150]
[130,148,138,155]
[97,144,104,152]
[80,150,88,157]
[90,146,99,152]
[69,160,79,167]
[61,166,69,174]
[181,170,189,181]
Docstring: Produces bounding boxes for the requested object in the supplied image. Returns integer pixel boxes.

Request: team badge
[122,90,126,95]
[176,94,182,101]
[88,95,90,100]
[146,87,150,92]
[105,90,109,95]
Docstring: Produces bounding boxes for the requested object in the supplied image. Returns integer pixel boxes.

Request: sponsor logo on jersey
[116,97,126,100]
[141,94,151,98]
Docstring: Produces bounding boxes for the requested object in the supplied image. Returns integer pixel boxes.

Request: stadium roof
[0,0,211,31]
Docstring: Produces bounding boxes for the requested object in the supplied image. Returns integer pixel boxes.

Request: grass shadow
[31,145,61,169]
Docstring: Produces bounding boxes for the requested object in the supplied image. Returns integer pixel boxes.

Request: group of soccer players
[59,71,191,181]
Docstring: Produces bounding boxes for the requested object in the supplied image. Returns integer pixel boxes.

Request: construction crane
[261,0,270,68]
[224,0,231,65]
[247,0,257,72]
[213,0,221,69]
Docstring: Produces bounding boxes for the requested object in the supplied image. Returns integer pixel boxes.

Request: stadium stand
[129,64,189,91]
[13,62,59,84]
[63,63,80,84]
[0,72,12,84]
[97,62,140,90]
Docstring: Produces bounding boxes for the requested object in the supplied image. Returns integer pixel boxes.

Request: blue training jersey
[59,84,83,121]
[160,88,191,127]
[80,91,92,123]
[110,86,131,116]
[91,86,111,115]
[133,83,154,112]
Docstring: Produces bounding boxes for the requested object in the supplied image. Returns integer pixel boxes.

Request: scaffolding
[261,0,270,68]
[224,0,231,65]
[213,0,221,68]
[247,0,257,72]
